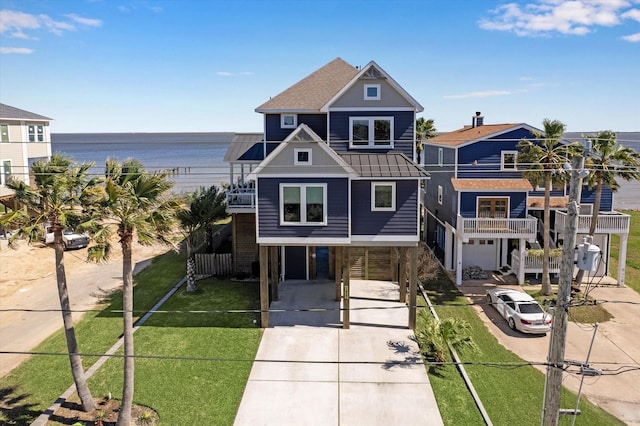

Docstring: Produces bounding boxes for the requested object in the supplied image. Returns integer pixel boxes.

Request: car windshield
[519,303,544,314]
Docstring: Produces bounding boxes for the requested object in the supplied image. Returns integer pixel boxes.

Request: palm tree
[3,154,97,411]
[416,311,478,364]
[178,185,228,292]
[517,119,579,295]
[415,117,437,165]
[88,158,180,426]
[574,131,640,285]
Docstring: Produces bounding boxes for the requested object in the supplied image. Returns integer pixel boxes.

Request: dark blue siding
[423,144,457,226]
[459,192,528,218]
[328,111,414,157]
[580,186,613,211]
[351,180,418,235]
[458,128,536,179]
[265,113,327,142]
[257,177,348,238]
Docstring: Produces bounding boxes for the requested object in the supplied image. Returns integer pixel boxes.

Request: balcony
[226,184,256,213]
[458,214,537,241]
[555,211,630,235]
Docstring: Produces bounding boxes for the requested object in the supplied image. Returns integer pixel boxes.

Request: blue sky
[1,0,639,133]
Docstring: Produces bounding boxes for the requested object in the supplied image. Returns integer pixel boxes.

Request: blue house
[423,113,631,286]
[224,58,428,327]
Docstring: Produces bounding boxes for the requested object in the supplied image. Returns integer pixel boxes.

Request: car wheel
[508,317,516,330]
[62,242,68,250]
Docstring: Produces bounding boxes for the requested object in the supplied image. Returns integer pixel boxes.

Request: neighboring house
[0,103,52,205]
[224,58,427,328]
[423,113,630,286]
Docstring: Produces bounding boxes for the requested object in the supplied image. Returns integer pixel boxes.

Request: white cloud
[622,8,640,21]
[0,9,101,37]
[479,0,637,37]
[622,31,640,41]
[443,89,523,99]
[0,47,34,54]
[216,71,233,76]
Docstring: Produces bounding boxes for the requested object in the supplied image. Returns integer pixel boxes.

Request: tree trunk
[54,226,95,412]
[186,256,197,292]
[574,179,603,285]
[541,174,552,295]
[117,236,134,426]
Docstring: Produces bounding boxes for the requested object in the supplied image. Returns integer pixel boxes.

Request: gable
[330,77,414,109]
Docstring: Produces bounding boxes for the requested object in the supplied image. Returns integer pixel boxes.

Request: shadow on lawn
[0,386,41,426]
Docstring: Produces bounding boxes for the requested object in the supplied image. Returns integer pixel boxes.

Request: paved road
[460,278,640,425]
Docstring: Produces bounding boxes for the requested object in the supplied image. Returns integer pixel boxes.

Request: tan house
[0,103,52,203]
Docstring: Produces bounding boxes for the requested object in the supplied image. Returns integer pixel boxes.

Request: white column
[518,238,526,285]
[501,239,508,269]
[445,223,453,271]
[456,234,463,286]
[618,233,628,287]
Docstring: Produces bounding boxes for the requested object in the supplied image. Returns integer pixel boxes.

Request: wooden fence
[195,252,233,277]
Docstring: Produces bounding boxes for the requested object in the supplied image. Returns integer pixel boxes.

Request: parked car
[486,288,552,334]
[0,229,13,239]
[44,226,89,250]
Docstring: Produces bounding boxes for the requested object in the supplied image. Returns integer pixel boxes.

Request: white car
[44,226,89,250]
[486,288,552,334]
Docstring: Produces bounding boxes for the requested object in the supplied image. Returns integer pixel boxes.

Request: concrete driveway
[234,279,443,426]
[459,275,640,425]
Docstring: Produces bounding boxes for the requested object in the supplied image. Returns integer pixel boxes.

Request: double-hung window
[371,182,395,211]
[28,124,44,142]
[0,124,8,143]
[501,151,518,170]
[1,160,11,185]
[280,183,327,225]
[349,117,393,148]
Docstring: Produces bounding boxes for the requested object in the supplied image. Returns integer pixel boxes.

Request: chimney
[472,111,484,128]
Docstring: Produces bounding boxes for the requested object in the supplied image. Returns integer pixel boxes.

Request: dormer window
[364,84,380,100]
[281,114,297,129]
[294,148,312,165]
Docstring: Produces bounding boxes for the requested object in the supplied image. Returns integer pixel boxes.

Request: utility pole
[542,154,585,425]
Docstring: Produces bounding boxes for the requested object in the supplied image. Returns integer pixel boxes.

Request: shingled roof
[428,123,523,147]
[0,103,52,121]
[451,178,533,191]
[255,58,359,112]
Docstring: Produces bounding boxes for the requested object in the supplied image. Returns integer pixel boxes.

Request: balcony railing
[511,249,561,276]
[555,211,630,235]
[458,214,538,240]
[226,185,256,211]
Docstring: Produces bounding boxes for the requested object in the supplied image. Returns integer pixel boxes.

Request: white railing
[459,214,538,239]
[511,249,562,275]
[555,211,630,234]
[226,185,256,210]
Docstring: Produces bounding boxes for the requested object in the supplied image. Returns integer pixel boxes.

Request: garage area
[462,239,498,271]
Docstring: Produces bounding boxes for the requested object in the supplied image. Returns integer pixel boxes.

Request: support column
[269,246,279,301]
[408,245,418,330]
[445,223,454,270]
[342,246,350,329]
[335,246,343,301]
[456,235,463,286]
[231,213,238,273]
[618,233,628,287]
[259,245,269,328]
[398,247,407,303]
[518,238,526,285]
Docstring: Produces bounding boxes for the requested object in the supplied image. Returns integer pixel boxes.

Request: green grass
[0,249,187,425]
[610,210,640,293]
[419,273,625,426]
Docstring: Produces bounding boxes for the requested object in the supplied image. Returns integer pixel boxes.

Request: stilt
[259,245,269,328]
[342,246,350,329]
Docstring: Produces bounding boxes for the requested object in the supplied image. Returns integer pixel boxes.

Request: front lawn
[419,272,624,426]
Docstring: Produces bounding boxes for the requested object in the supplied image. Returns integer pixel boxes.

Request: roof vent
[472,111,484,128]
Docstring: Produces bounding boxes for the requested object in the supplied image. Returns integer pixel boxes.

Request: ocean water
[52,133,234,194]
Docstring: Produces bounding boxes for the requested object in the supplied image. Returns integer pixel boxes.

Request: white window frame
[1,159,12,185]
[294,148,312,165]
[0,124,8,143]
[349,116,394,149]
[501,150,518,171]
[281,114,297,129]
[371,182,396,212]
[438,148,443,167]
[27,124,44,142]
[364,84,380,100]
[437,185,443,205]
[279,183,327,226]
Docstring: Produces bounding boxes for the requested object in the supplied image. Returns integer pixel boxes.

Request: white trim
[257,237,351,245]
[281,113,297,129]
[328,106,416,112]
[349,116,394,149]
[280,183,328,226]
[294,148,312,165]
[438,185,443,205]
[438,148,443,166]
[364,84,381,100]
[351,235,419,245]
[371,181,396,211]
[258,172,350,178]
[501,150,518,171]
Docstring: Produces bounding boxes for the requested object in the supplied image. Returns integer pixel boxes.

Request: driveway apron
[234,279,443,426]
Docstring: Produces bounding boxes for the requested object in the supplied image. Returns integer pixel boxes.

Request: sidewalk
[234,279,443,426]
